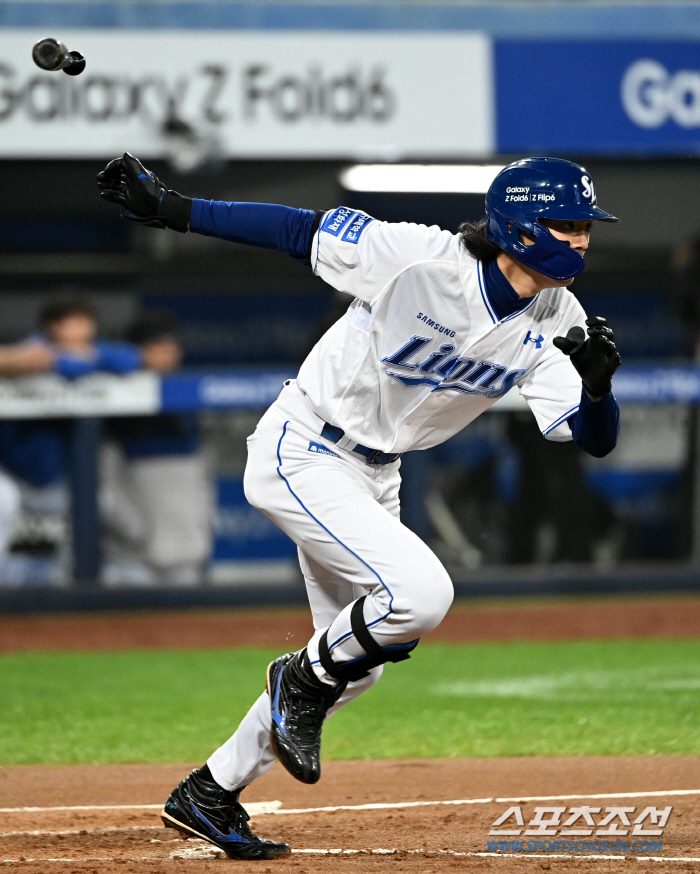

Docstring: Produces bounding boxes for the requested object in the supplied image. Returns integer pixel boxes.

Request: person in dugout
[0,296,141,379]
[0,296,142,579]
[100,311,213,586]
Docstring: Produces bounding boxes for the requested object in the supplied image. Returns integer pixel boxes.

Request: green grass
[1,639,699,764]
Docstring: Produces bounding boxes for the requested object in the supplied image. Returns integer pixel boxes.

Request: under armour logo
[524,331,544,349]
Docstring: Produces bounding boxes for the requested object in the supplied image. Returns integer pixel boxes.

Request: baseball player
[98,155,621,860]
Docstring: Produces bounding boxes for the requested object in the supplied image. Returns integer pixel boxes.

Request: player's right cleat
[161,767,291,860]
[267,648,343,784]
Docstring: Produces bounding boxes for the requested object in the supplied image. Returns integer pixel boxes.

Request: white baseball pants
[208,381,453,791]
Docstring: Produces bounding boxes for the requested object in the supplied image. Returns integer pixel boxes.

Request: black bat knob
[32,38,86,76]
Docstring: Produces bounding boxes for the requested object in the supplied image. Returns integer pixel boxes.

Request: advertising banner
[0,30,494,159]
[3,30,698,158]
[0,372,159,418]
[495,40,700,155]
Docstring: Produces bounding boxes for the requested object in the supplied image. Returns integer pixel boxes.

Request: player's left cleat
[161,767,291,860]
[267,648,343,784]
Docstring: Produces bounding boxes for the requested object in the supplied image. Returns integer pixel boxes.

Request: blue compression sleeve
[53,355,97,380]
[568,388,620,458]
[53,343,142,379]
[95,342,142,375]
[190,200,318,263]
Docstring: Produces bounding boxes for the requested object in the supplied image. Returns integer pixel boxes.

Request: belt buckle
[366,449,384,465]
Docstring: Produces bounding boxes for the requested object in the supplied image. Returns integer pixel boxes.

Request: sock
[200,762,247,797]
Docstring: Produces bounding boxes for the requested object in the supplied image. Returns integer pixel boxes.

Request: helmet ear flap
[487,207,585,281]
[487,209,534,252]
[487,207,517,250]
[512,222,585,281]
[512,220,537,248]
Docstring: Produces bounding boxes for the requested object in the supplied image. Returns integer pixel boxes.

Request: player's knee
[386,557,453,635]
[407,564,453,633]
[418,569,454,632]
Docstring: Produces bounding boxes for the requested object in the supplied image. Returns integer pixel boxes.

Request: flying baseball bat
[32,38,86,76]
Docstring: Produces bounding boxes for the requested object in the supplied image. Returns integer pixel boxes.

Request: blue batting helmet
[485,157,618,282]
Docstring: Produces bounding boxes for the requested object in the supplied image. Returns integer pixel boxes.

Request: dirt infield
[3,593,700,652]
[1,758,700,872]
[2,596,700,871]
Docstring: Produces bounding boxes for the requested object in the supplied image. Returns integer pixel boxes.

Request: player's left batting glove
[96,153,192,232]
[553,316,622,398]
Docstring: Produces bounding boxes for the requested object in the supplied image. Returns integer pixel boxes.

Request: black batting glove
[97,153,192,233]
[553,316,622,398]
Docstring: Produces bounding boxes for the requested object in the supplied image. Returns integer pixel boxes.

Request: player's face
[140,339,182,373]
[539,219,592,255]
[47,314,96,350]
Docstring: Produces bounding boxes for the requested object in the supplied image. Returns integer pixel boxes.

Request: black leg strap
[317,595,419,683]
[317,628,336,678]
[350,595,385,659]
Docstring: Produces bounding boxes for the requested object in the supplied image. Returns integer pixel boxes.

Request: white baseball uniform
[208,208,588,791]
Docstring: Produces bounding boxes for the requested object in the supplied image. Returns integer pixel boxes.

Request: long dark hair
[459,217,501,263]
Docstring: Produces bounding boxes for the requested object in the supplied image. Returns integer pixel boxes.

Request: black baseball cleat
[267,648,343,784]
[161,767,291,860]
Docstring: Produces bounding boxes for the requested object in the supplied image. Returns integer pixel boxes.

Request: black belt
[321,423,401,465]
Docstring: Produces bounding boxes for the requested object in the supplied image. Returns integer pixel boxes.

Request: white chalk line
[1,849,700,864]
[296,850,700,862]
[2,789,700,817]
[0,799,281,815]
[495,789,700,803]
[0,825,163,838]
[264,788,700,815]
[2,789,699,864]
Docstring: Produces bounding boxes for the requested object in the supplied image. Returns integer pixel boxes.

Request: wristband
[159,191,193,233]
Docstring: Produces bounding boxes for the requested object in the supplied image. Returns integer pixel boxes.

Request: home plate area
[2,758,700,873]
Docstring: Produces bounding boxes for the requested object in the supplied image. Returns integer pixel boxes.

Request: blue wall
[2,2,700,37]
[496,41,700,156]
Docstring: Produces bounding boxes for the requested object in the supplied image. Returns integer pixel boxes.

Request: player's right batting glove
[96,153,192,232]
[553,316,622,398]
